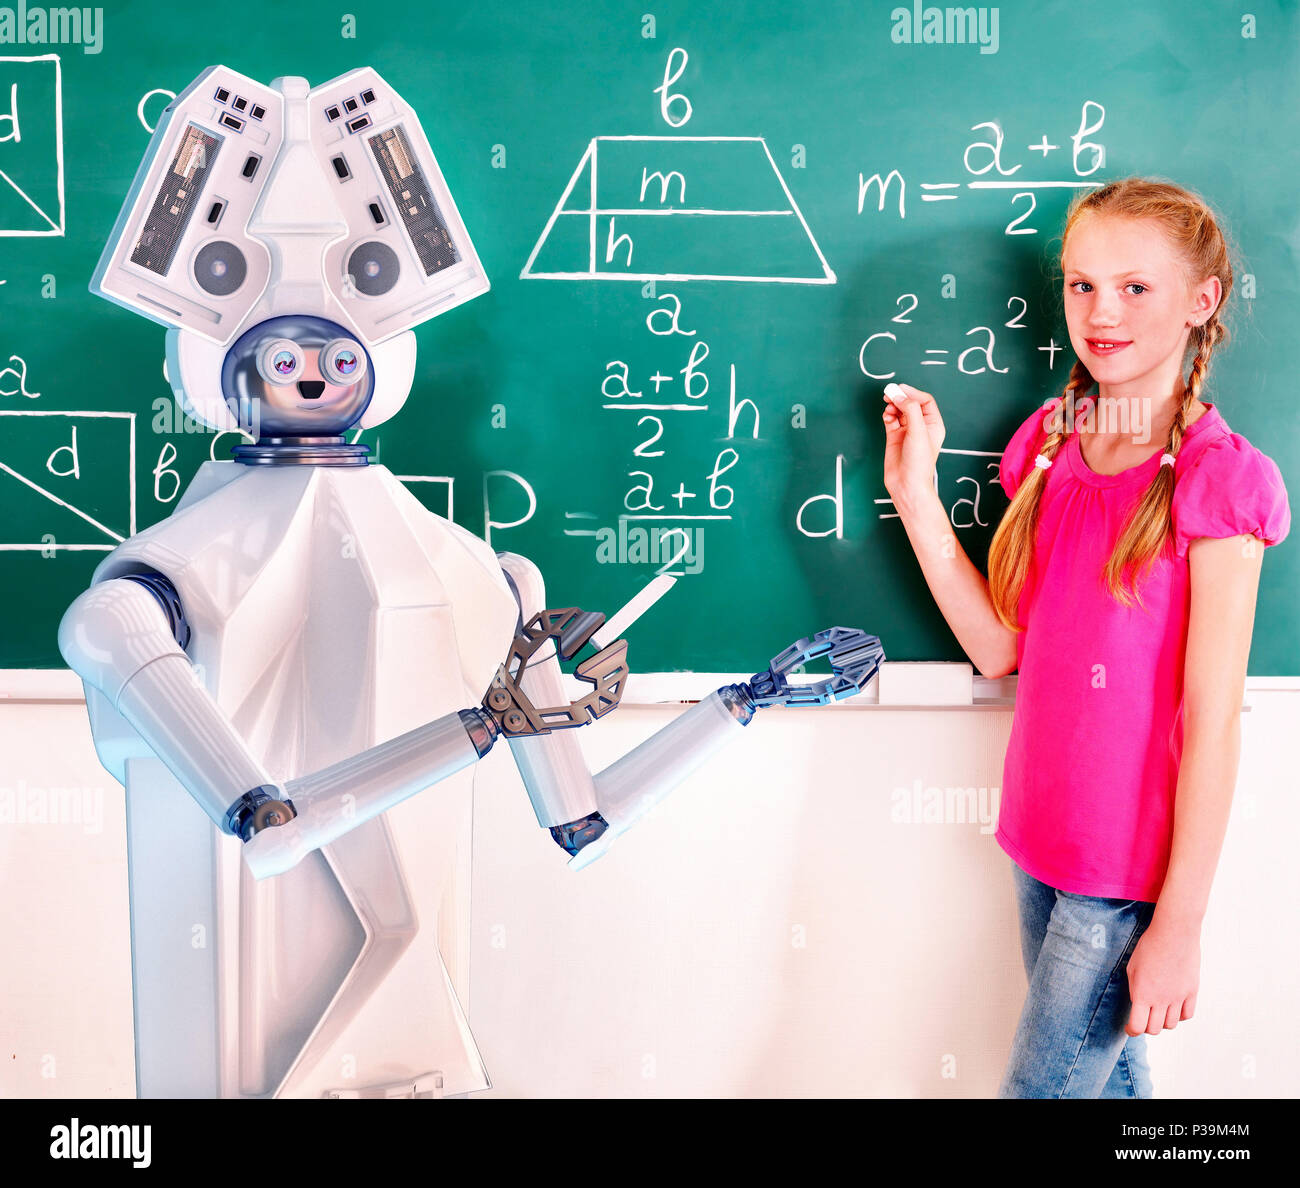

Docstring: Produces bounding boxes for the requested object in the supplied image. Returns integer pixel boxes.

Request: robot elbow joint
[549,811,610,858]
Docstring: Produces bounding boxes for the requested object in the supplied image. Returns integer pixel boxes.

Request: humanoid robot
[58,65,883,1099]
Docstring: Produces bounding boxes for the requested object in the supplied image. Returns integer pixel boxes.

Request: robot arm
[496,553,882,870]
[241,707,496,879]
[497,551,752,866]
[58,574,502,879]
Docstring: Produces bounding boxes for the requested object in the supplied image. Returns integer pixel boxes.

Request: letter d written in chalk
[796,455,843,538]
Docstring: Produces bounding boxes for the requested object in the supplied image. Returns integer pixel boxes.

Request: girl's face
[1061,213,1220,408]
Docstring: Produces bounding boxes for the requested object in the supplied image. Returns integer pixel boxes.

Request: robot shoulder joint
[58,572,190,704]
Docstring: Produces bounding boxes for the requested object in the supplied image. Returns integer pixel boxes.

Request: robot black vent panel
[368,124,461,276]
[130,124,223,277]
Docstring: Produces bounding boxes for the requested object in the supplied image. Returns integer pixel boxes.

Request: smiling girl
[881,177,1291,1098]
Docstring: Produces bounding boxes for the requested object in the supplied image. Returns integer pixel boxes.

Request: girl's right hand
[882,382,947,500]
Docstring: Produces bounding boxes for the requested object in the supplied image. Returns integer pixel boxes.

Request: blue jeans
[998,859,1157,1099]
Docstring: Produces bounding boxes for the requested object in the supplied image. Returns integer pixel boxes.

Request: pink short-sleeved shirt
[994,395,1291,902]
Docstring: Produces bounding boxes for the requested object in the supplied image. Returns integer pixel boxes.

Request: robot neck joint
[231,436,372,467]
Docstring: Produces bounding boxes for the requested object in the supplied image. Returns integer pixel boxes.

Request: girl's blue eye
[1067,281,1147,294]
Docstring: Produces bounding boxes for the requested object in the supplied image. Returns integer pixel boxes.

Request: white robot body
[66,458,751,1096]
[80,460,518,1097]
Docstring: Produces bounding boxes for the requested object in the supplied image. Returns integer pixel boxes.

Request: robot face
[222,315,375,436]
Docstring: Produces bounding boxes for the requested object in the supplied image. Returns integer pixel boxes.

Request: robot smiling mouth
[298,381,326,400]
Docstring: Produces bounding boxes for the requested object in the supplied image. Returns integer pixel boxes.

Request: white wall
[2,675,1296,1098]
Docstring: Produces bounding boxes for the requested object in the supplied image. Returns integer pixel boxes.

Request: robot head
[92,66,489,439]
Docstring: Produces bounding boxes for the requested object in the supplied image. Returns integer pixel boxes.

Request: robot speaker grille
[347,240,401,296]
[131,123,223,277]
[192,240,248,296]
[367,125,461,277]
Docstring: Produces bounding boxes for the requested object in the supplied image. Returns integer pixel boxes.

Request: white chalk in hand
[884,382,906,403]
[590,573,677,650]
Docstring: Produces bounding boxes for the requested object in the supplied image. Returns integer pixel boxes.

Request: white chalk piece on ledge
[876,661,974,705]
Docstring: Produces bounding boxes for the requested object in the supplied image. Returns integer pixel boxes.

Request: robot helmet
[92,66,489,441]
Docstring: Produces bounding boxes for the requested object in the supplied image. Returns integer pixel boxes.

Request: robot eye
[257,339,304,385]
[321,338,368,385]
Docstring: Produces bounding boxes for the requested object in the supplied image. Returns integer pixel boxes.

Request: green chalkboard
[1,0,1296,673]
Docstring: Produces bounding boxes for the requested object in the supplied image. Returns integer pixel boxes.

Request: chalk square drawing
[0,411,135,549]
[0,55,65,237]
[522,136,835,284]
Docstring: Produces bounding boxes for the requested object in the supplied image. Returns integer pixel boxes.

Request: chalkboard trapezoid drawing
[521,136,836,285]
